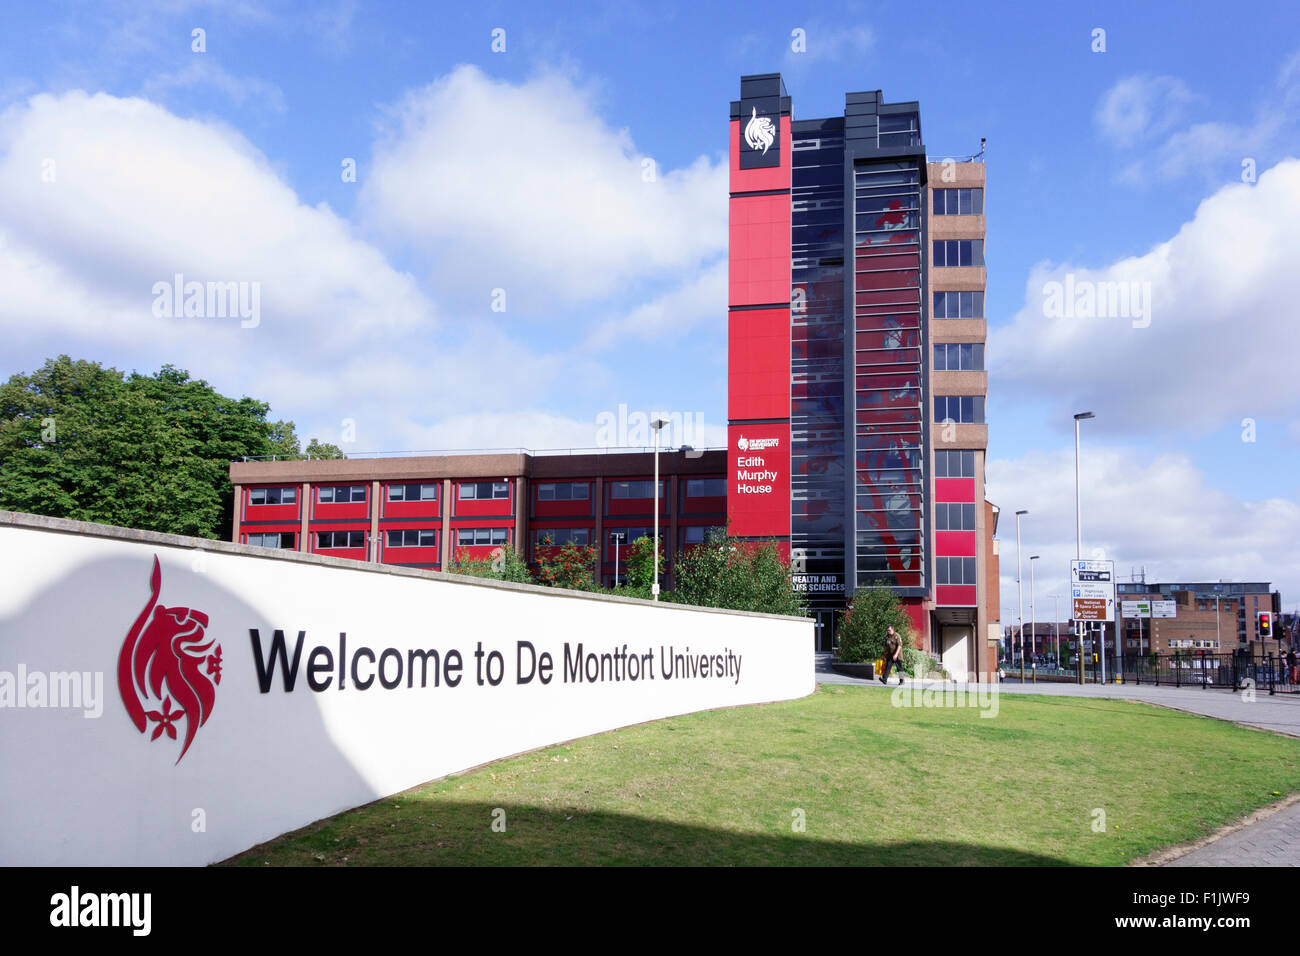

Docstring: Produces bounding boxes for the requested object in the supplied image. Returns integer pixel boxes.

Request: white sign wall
[0,516,814,865]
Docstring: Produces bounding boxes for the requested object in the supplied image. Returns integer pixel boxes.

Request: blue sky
[1,0,1298,618]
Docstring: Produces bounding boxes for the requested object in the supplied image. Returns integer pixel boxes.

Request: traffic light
[1259,612,1272,638]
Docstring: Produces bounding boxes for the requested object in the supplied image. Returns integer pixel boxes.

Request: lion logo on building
[744,108,775,155]
[117,557,222,763]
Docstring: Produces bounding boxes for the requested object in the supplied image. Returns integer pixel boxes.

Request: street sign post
[1072,560,1116,682]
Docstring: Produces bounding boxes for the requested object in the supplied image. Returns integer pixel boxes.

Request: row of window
[934,450,976,478]
[388,529,437,548]
[459,481,509,501]
[250,478,727,508]
[934,502,978,531]
[936,556,978,586]
[389,483,438,502]
[250,487,296,505]
[934,395,986,424]
[933,291,984,319]
[609,480,664,499]
[458,527,509,546]
[933,343,984,371]
[319,485,366,503]
[254,524,725,554]
[536,482,589,501]
[932,188,984,216]
[246,532,296,549]
[933,240,985,268]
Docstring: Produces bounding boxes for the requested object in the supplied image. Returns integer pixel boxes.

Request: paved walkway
[815,652,1300,865]
[815,652,1300,736]
[1164,800,1300,867]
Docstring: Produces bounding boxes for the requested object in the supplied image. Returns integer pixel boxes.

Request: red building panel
[727,423,790,540]
[933,477,976,503]
[935,530,977,557]
[728,307,791,422]
[936,585,978,607]
[728,194,792,307]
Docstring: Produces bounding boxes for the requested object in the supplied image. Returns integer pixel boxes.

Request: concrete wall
[0,511,813,866]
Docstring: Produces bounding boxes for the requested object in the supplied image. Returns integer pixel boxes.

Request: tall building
[727,74,996,677]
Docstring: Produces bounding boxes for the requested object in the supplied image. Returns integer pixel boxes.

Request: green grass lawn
[222,685,1300,866]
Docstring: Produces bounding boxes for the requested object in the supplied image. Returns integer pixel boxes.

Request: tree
[623,534,663,596]
[837,584,915,664]
[534,536,599,591]
[448,545,532,584]
[0,356,289,539]
[670,530,806,617]
[304,438,345,459]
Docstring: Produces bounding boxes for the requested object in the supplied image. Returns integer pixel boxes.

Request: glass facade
[790,124,848,609]
[852,161,925,590]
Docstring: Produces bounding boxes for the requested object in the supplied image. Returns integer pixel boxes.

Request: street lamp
[1016,509,1028,683]
[1073,411,1094,683]
[651,417,670,600]
[1030,555,1040,683]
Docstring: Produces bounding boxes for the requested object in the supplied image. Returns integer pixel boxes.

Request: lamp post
[1016,509,1028,683]
[1054,594,1061,671]
[1030,555,1040,682]
[651,418,669,600]
[1073,411,1094,682]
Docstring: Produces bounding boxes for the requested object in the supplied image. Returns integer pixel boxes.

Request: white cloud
[0,90,430,362]
[1098,54,1300,183]
[142,59,287,112]
[1094,74,1192,147]
[359,65,727,308]
[988,446,1300,626]
[581,258,726,352]
[990,158,1300,431]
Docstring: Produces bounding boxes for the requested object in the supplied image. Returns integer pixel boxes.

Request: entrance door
[941,626,971,680]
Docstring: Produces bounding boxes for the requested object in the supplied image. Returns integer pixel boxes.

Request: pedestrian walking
[1287,646,1297,685]
[879,625,904,686]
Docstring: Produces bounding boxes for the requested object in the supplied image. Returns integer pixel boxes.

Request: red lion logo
[117,557,222,763]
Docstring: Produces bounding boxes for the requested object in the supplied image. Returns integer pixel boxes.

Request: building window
[536,482,590,501]
[934,449,975,478]
[685,478,726,497]
[246,532,296,549]
[935,502,977,531]
[932,240,984,268]
[936,556,977,585]
[249,487,297,506]
[535,528,590,547]
[607,527,656,547]
[609,480,665,499]
[933,291,984,319]
[457,528,509,546]
[318,485,366,503]
[386,529,437,548]
[317,531,364,549]
[459,481,510,500]
[933,188,984,216]
[388,483,437,502]
[933,343,985,371]
[877,112,920,148]
[683,525,724,545]
[934,395,985,424]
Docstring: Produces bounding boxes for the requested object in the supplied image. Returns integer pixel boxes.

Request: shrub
[670,530,806,617]
[837,585,915,664]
